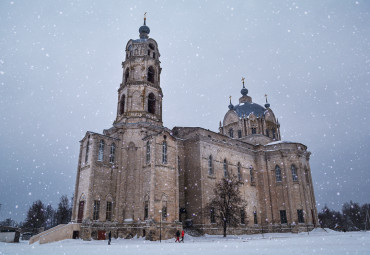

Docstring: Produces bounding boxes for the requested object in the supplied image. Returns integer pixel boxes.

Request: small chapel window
[162,141,167,164]
[291,164,298,182]
[208,155,213,175]
[98,140,105,162]
[109,143,116,163]
[148,93,156,114]
[275,165,282,182]
[237,162,242,182]
[147,66,155,83]
[146,141,151,164]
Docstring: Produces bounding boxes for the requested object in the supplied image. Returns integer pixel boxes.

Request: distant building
[71,17,318,240]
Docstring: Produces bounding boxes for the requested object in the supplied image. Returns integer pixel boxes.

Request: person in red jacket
[181,230,185,243]
[175,230,180,242]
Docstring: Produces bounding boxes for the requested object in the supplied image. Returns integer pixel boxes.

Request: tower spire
[144,12,147,25]
[264,94,270,108]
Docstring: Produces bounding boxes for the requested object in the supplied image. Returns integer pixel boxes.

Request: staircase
[29,223,81,244]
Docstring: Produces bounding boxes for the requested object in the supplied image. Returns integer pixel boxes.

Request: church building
[71,17,318,240]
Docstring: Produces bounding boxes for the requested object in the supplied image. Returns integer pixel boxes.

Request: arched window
[250,166,255,183]
[223,159,228,178]
[85,135,90,163]
[229,128,234,138]
[162,141,167,164]
[208,155,213,175]
[98,140,104,161]
[272,128,276,139]
[291,164,298,182]
[275,165,282,182]
[147,66,155,83]
[146,141,151,164]
[119,95,125,115]
[109,143,116,163]
[237,162,242,181]
[125,68,129,83]
[148,93,156,114]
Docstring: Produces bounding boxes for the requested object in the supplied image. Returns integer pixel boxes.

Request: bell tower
[115,14,163,126]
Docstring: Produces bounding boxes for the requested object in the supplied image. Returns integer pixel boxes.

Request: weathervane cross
[241,77,245,86]
[265,94,268,102]
[229,95,232,104]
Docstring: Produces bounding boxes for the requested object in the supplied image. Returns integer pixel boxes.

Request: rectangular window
[210,207,216,223]
[106,202,112,221]
[280,210,287,224]
[253,211,258,224]
[162,201,167,221]
[252,128,256,134]
[272,129,276,139]
[266,129,269,137]
[229,128,234,138]
[93,200,100,221]
[241,210,245,224]
[305,169,310,184]
[297,209,304,223]
[238,130,242,138]
[144,201,149,220]
[85,139,90,163]
[98,140,104,162]
[109,144,115,163]
[250,167,255,183]
[146,141,151,164]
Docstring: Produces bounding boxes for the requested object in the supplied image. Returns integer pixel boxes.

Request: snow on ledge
[265,141,295,146]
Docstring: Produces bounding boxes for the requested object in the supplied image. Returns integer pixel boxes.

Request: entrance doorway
[98,230,106,240]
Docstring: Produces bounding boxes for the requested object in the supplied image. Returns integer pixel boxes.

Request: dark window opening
[120,95,125,115]
[291,165,298,182]
[275,165,282,182]
[147,50,150,56]
[148,93,156,114]
[297,209,304,223]
[162,141,167,164]
[280,210,287,224]
[149,43,155,50]
[144,201,149,220]
[85,136,90,163]
[238,130,242,138]
[229,128,234,138]
[223,159,228,178]
[162,201,167,221]
[252,128,257,134]
[147,66,155,83]
[266,129,269,137]
[146,141,151,164]
[93,200,100,220]
[250,166,255,183]
[210,208,216,223]
[241,210,245,224]
[208,155,213,175]
[98,140,104,162]
[109,143,116,163]
[106,202,112,221]
[272,129,276,139]
[305,169,310,184]
[253,211,258,224]
[153,52,156,59]
[125,68,129,83]
[237,162,242,181]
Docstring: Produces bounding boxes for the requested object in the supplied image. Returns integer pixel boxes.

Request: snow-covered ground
[1,229,369,255]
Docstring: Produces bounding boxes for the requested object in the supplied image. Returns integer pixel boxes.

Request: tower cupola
[139,13,150,39]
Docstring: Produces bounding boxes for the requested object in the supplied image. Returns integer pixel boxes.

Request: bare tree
[206,175,247,237]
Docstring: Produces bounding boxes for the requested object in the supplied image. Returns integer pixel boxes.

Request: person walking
[181,230,185,243]
[175,230,180,243]
[108,231,112,245]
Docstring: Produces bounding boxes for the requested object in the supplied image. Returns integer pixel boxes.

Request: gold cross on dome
[229,95,232,104]
[241,77,245,85]
[265,94,268,102]
[144,12,147,19]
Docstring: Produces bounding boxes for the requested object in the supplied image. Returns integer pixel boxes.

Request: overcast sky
[0,0,369,222]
